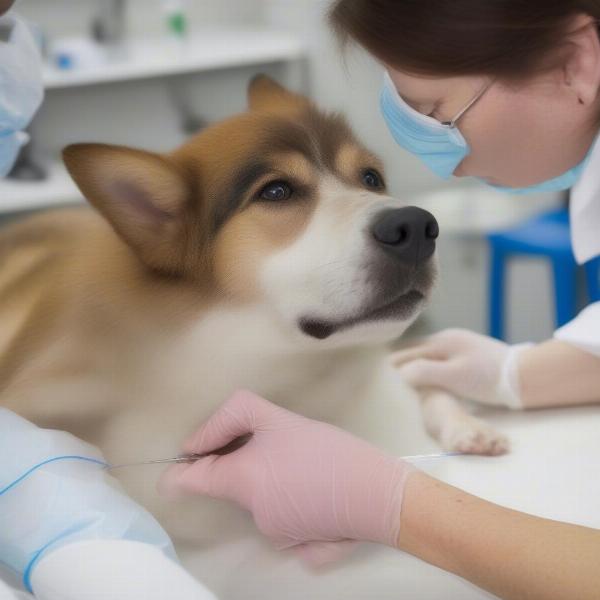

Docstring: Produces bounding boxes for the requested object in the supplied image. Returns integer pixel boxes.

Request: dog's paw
[440,416,509,456]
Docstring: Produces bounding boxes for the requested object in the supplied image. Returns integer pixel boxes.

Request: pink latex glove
[159,390,416,567]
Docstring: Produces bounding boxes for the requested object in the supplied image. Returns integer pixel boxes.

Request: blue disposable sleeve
[0,408,177,592]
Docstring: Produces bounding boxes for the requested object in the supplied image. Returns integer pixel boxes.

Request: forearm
[397,472,600,600]
[518,340,600,409]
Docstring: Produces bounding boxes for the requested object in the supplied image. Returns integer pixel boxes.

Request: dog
[0,76,507,548]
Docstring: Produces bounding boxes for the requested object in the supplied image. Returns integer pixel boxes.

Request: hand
[159,390,416,566]
[390,328,531,409]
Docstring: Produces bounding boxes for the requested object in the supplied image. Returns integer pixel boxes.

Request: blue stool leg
[489,244,506,340]
[551,257,578,327]
[585,258,600,303]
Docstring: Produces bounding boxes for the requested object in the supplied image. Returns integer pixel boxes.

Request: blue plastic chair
[586,256,600,303]
[487,208,600,340]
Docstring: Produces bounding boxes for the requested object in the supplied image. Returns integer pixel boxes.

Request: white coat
[554,135,600,356]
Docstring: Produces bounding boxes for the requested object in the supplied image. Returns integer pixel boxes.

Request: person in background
[161,3,600,599]
[0,0,41,178]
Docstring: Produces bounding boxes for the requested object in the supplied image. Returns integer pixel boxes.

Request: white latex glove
[390,329,532,409]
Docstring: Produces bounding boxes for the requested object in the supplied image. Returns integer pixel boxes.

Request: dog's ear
[63,143,190,274]
[247,74,309,114]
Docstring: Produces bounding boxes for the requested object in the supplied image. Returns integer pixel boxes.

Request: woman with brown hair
[163,3,600,599]
[330,0,600,413]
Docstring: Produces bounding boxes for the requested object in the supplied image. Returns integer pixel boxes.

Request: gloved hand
[390,329,532,409]
[159,390,416,567]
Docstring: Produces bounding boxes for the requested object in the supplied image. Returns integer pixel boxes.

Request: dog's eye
[258,181,293,202]
[362,169,384,190]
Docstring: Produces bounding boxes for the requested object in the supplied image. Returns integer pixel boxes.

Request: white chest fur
[104,305,386,462]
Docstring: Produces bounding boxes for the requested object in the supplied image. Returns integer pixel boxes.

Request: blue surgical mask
[380,71,492,180]
[0,14,44,176]
[381,70,594,195]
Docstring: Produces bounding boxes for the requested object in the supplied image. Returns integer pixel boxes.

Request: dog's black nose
[371,207,439,264]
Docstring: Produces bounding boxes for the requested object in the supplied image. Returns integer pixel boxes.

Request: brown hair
[329,0,600,80]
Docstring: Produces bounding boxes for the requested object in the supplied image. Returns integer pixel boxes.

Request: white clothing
[554,133,600,356]
[1,540,217,600]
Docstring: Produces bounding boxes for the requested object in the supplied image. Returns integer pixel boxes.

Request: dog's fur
[0,77,506,544]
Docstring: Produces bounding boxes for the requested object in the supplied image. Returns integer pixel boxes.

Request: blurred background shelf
[0,28,306,216]
[43,30,305,89]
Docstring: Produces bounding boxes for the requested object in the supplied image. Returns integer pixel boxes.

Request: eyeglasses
[439,80,495,129]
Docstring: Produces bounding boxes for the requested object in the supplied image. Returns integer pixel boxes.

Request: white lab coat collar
[570,132,600,264]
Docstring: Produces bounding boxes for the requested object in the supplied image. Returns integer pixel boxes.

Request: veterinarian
[0,4,217,599]
[161,2,600,599]
[333,0,600,413]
